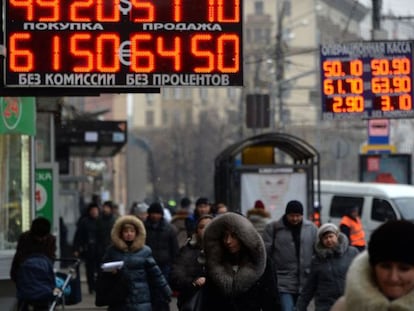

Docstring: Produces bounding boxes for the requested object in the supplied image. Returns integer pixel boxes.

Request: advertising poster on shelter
[240,172,307,220]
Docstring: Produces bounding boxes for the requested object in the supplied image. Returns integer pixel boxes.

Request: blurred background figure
[145,202,179,311]
[171,197,193,248]
[211,202,228,216]
[170,214,213,310]
[246,200,271,235]
[185,197,211,238]
[73,202,102,294]
[332,220,414,310]
[98,200,116,260]
[339,206,366,252]
[10,217,57,311]
[129,201,149,222]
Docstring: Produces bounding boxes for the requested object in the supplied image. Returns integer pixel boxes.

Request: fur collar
[203,213,266,296]
[246,208,271,218]
[343,251,414,310]
[111,215,146,252]
[314,232,349,259]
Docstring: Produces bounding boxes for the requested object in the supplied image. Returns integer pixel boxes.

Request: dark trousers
[18,300,50,311]
[84,257,99,293]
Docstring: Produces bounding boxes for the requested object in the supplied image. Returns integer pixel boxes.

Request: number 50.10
[9,32,240,73]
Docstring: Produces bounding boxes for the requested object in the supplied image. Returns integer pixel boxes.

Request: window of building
[199,88,209,103]
[146,94,155,106]
[174,88,182,100]
[254,1,264,14]
[0,135,31,252]
[145,110,154,126]
[183,88,192,99]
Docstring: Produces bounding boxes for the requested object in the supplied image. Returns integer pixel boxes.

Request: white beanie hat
[317,223,339,240]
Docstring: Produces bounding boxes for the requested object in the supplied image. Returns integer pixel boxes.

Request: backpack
[16,254,55,302]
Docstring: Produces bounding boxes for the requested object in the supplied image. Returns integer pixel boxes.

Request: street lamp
[275,0,288,132]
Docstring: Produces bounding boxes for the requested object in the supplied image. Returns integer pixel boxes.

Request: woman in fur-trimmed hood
[101,215,172,311]
[331,220,414,311]
[202,212,280,311]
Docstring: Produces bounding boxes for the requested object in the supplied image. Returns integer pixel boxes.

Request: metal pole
[276,1,287,132]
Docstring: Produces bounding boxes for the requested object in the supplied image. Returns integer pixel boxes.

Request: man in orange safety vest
[339,206,366,252]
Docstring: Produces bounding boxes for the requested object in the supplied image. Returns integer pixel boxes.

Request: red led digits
[191,34,215,73]
[130,34,155,73]
[9,33,34,72]
[10,0,60,21]
[217,34,239,73]
[174,0,182,22]
[52,35,61,71]
[70,34,94,72]
[10,0,34,20]
[96,34,121,72]
[131,0,155,22]
[323,59,363,77]
[157,37,181,71]
[96,0,120,22]
[5,0,243,86]
[70,0,93,22]
[378,95,412,111]
[371,58,411,75]
[208,0,240,22]
[331,96,364,113]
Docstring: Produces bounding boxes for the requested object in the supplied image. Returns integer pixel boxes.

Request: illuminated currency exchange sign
[320,41,414,119]
[4,0,243,88]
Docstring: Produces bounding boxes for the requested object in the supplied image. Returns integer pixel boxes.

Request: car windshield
[393,198,414,220]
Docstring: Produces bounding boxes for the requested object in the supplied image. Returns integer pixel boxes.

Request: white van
[317,180,414,239]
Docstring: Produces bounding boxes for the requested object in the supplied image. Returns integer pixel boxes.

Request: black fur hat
[369,220,414,266]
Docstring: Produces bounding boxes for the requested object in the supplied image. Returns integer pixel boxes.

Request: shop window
[0,135,31,251]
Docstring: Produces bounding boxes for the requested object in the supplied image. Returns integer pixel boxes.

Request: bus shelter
[214,133,320,220]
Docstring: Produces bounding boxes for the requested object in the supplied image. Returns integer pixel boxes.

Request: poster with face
[240,172,307,220]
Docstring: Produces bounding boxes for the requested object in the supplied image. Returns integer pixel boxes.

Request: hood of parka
[111,215,146,252]
[203,213,266,296]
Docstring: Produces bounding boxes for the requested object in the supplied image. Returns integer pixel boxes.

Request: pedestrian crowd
[10,194,414,311]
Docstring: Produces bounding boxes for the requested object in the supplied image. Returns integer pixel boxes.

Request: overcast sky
[360,0,414,15]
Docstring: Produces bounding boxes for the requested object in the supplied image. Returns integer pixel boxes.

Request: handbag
[180,287,205,311]
[95,270,129,307]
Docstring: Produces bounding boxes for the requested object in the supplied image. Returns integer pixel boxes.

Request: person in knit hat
[331,220,414,311]
[246,200,271,235]
[263,200,317,311]
[296,223,358,311]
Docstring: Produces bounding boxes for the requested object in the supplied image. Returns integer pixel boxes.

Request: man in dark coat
[73,202,102,294]
[98,200,116,260]
[145,202,179,311]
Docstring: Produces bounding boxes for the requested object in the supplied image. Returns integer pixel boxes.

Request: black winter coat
[145,219,179,267]
[170,237,205,308]
[202,213,280,311]
[296,233,359,311]
[102,215,172,311]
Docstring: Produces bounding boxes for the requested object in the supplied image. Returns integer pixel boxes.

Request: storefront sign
[0,97,36,135]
